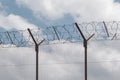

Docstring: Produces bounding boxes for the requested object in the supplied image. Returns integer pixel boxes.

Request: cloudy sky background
[1,0,120,80]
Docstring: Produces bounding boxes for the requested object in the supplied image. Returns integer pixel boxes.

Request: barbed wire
[0,21,120,48]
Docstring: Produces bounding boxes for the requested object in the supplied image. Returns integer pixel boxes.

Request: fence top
[0,21,120,48]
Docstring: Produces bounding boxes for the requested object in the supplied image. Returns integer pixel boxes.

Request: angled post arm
[27,28,45,80]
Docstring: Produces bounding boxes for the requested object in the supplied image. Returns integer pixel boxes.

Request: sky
[1,0,120,80]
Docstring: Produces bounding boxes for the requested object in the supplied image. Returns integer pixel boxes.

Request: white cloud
[16,0,120,21]
[0,1,38,30]
[0,48,35,80]
[0,42,120,80]
[0,14,38,30]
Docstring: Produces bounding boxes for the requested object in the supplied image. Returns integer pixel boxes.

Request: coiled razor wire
[0,21,120,48]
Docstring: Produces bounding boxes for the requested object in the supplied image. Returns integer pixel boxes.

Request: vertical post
[84,40,87,80]
[36,45,39,80]
[75,23,94,80]
[27,28,45,80]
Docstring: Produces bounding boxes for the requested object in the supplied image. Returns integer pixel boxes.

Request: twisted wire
[0,21,120,47]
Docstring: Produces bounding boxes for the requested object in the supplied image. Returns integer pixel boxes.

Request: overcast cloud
[1,42,120,80]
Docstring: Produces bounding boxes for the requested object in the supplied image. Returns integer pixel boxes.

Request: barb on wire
[0,21,120,48]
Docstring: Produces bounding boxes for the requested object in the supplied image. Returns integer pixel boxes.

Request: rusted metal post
[27,28,45,80]
[75,23,94,80]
